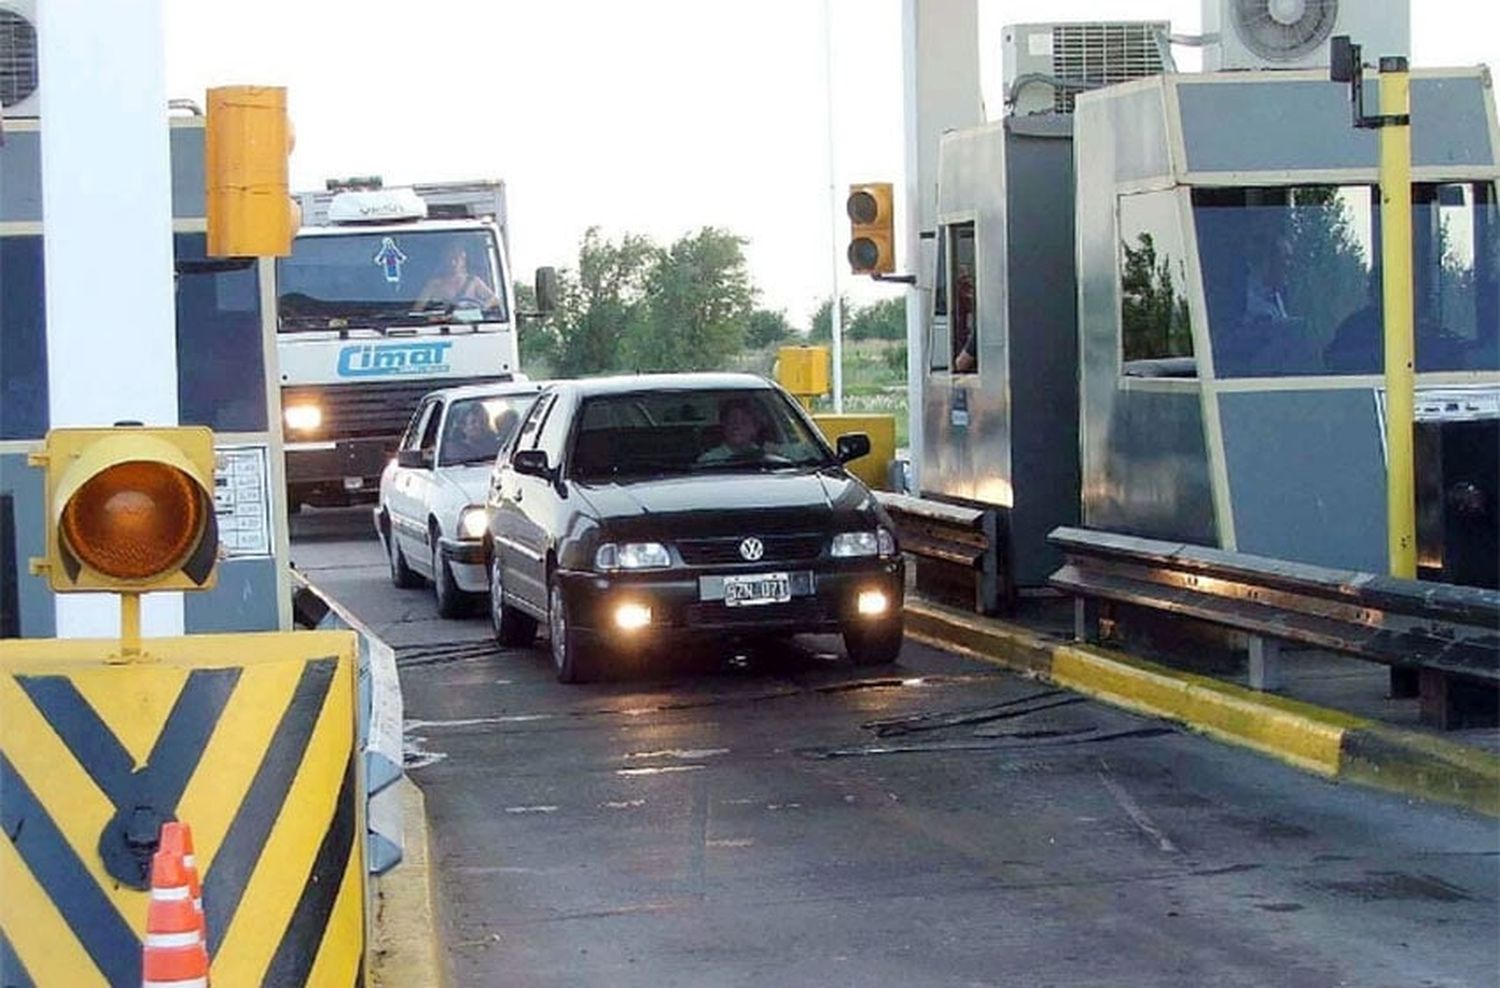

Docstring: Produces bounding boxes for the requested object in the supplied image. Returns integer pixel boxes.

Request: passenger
[443,403,498,465]
[414,244,503,312]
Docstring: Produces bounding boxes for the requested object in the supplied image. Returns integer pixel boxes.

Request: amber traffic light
[31,427,219,592]
[846,182,895,275]
[206,85,299,257]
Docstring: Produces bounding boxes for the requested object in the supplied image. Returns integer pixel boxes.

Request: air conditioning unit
[1004,22,1170,116]
[1203,0,1409,72]
[0,0,38,118]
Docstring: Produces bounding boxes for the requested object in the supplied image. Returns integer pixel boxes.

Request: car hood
[576,468,875,539]
[437,465,492,506]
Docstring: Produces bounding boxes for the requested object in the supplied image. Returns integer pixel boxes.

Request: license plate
[723,572,791,607]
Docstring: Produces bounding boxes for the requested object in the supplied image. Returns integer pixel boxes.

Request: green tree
[552,227,655,376]
[1120,232,1191,360]
[1284,186,1369,353]
[807,295,850,343]
[626,227,754,371]
[512,279,560,372]
[746,307,793,349]
[848,296,907,341]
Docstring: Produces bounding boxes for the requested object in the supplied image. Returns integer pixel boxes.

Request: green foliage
[746,308,794,348]
[1120,232,1192,361]
[626,227,754,372]
[513,280,560,373]
[1285,186,1369,352]
[848,297,907,341]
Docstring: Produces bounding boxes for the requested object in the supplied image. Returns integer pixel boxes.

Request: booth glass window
[175,234,267,432]
[1193,183,1499,377]
[928,225,951,372]
[0,237,48,440]
[949,223,977,374]
[1118,191,1196,377]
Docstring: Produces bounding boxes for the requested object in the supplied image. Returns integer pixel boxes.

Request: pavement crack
[802,726,1175,759]
[863,689,1075,737]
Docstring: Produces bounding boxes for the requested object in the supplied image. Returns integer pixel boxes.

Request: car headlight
[877,526,897,557]
[831,531,879,558]
[458,505,488,540]
[595,542,671,571]
[284,403,322,433]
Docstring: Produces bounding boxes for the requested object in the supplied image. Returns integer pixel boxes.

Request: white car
[375,380,545,617]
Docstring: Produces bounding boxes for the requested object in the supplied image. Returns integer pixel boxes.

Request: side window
[418,401,444,456]
[535,394,573,461]
[927,227,950,372]
[1119,191,1196,377]
[400,401,434,451]
[515,393,554,451]
[949,223,977,374]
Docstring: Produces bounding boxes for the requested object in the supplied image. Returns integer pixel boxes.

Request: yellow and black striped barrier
[0,629,365,987]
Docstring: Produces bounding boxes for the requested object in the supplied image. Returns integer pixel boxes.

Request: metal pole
[822,0,844,413]
[1379,57,1416,580]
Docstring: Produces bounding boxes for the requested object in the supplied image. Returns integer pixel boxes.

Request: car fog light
[857,590,889,616]
[614,602,652,631]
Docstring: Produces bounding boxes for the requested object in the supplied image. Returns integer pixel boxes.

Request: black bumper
[554,558,905,652]
[438,537,487,565]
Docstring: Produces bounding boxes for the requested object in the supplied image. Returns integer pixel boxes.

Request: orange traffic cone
[142,831,210,988]
[158,822,204,924]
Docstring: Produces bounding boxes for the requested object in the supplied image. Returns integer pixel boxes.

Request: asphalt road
[293,506,1500,988]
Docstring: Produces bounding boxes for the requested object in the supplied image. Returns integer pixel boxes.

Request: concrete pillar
[38,0,181,637]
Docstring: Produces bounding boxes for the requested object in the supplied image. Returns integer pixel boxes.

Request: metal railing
[876,491,1008,615]
[1047,526,1500,729]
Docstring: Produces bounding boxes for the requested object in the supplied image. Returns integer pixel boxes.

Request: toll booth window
[0,236,48,440]
[276,229,507,332]
[928,226,951,372]
[1119,191,1196,378]
[175,234,266,433]
[1192,183,1500,378]
[949,223,977,374]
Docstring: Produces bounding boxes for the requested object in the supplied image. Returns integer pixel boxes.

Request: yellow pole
[1379,58,1417,580]
[118,592,143,661]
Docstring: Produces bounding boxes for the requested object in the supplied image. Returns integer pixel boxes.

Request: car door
[384,399,430,542]
[494,390,564,611]
[395,398,444,566]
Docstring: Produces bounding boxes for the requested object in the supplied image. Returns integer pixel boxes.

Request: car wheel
[549,579,598,684]
[385,515,422,589]
[844,620,903,667]
[490,553,537,647]
[432,538,468,619]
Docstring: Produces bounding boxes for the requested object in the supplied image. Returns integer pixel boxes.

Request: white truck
[276,178,552,509]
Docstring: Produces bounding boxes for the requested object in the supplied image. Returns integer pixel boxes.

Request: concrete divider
[906,599,1500,816]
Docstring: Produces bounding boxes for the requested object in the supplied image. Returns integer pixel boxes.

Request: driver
[699,397,776,463]
[414,243,502,313]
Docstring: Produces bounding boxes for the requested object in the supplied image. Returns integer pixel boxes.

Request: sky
[163,0,1500,330]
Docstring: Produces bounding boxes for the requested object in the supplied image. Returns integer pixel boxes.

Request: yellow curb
[370,778,445,988]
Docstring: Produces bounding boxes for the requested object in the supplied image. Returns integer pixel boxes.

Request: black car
[484,373,906,682]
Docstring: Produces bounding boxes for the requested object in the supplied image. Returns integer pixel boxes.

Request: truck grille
[284,378,508,440]
[676,534,826,566]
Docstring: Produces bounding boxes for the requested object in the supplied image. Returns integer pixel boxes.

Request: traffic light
[846,182,895,275]
[205,85,299,257]
[29,426,219,593]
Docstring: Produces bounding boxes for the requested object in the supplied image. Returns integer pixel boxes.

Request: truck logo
[372,237,407,283]
[337,341,453,377]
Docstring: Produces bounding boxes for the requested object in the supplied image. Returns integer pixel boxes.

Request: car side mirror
[836,433,871,464]
[534,266,559,315]
[397,449,429,469]
[512,448,553,480]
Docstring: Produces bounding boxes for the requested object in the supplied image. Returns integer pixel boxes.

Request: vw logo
[739,537,765,562]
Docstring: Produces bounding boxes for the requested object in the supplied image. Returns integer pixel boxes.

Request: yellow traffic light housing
[846,182,895,275]
[30,426,219,594]
[206,85,298,257]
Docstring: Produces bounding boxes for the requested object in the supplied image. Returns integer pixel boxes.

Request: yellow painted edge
[304,828,368,988]
[1049,644,1354,778]
[370,779,446,988]
[0,835,109,988]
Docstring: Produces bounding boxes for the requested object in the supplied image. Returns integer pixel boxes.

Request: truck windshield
[277,229,508,332]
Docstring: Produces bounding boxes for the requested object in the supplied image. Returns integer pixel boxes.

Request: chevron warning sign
[0,630,365,987]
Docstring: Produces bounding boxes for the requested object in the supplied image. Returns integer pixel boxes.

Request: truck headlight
[459,505,488,540]
[595,542,671,571]
[831,531,879,558]
[284,403,322,433]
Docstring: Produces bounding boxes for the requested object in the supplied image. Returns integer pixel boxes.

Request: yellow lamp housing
[30,426,220,593]
[846,181,896,275]
[206,85,298,257]
[777,345,831,398]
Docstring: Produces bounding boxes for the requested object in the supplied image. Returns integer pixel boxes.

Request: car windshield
[570,388,833,481]
[277,229,508,332]
[439,394,536,467]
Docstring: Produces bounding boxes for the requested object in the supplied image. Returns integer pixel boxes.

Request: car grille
[683,598,828,628]
[283,377,509,440]
[676,534,825,566]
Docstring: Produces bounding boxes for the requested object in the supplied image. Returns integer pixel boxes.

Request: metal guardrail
[1047,526,1500,730]
[291,572,406,874]
[875,491,1008,615]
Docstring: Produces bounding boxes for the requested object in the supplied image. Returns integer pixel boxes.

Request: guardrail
[292,572,406,873]
[1047,526,1500,730]
[875,491,1008,615]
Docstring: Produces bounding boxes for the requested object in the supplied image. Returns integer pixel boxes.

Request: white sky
[163,0,1499,329]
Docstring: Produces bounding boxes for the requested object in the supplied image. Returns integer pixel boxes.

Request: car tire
[844,620,903,667]
[490,553,537,647]
[549,579,598,684]
[432,538,468,619]
[385,516,422,589]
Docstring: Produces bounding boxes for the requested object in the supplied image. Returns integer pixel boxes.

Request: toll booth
[0,112,292,635]
[1074,68,1500,586]
[919,114,1081,592]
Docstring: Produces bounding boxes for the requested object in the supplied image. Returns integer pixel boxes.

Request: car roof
[422,379,548,404]
[550,372,775,398]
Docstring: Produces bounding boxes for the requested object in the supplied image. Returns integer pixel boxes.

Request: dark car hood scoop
[579,469,866,538]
